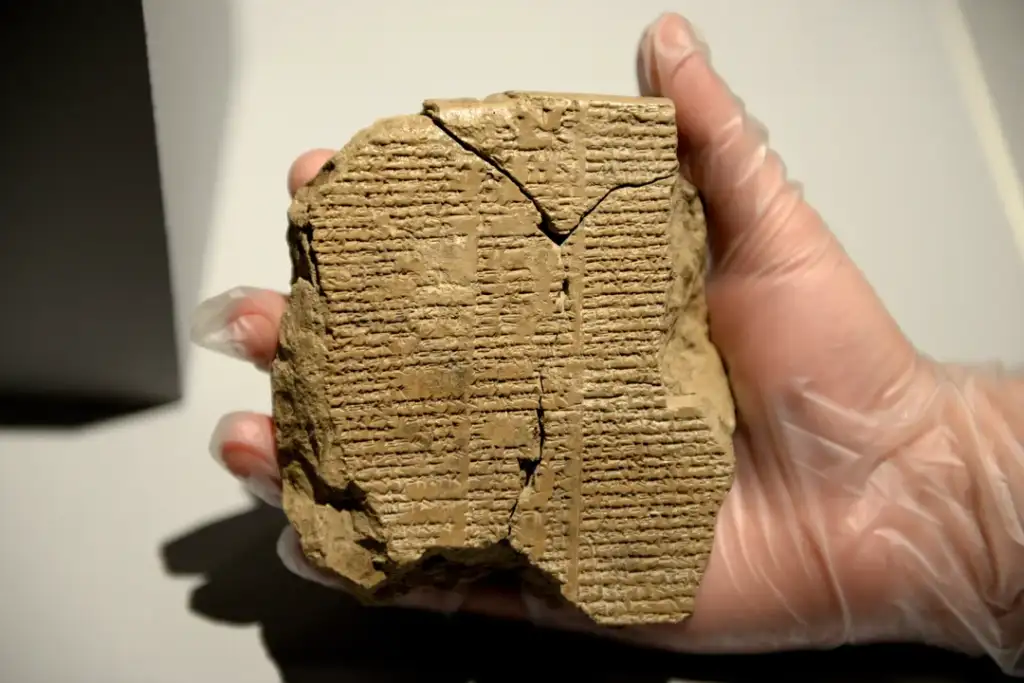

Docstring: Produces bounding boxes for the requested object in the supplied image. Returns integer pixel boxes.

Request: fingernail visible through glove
[640,12,709,95]
[209,412,282,508]
[276,527,347,589]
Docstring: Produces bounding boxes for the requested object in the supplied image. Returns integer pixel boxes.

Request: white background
[2,1,1023,681]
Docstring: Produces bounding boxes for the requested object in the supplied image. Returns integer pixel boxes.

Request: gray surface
[959,0,1024,210]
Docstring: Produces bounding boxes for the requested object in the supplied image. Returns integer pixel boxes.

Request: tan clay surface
[272,92,736,626]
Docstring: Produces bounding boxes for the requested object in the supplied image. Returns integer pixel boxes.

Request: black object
[0,1,180,425]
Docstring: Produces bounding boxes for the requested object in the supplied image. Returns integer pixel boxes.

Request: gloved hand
[191,12,1024,674]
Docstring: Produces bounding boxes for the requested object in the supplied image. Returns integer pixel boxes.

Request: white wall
[2,1,1023,681]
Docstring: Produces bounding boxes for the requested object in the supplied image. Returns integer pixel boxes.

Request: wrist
[886,362,1024,664]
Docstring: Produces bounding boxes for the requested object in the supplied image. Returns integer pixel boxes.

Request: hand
[192,12,1024,672]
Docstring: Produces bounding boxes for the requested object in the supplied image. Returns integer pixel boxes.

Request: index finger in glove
[190,149,337,368]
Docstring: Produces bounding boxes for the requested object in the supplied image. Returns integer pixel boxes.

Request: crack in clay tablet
[272,92,736,626]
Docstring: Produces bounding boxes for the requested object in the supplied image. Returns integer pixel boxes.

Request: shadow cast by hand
[162,504,1009,683]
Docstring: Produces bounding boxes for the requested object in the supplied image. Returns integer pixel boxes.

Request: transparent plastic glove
[192,12,1024,674]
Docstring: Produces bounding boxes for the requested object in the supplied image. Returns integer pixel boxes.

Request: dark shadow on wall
[0,1,230,427]
[0,394,167,429]
[142,0,234,387]
[162,503,1011,683]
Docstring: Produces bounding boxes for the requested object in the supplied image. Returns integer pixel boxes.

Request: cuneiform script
[272,92,736,626]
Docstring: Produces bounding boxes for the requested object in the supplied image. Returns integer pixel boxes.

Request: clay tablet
[273,92,736,626]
